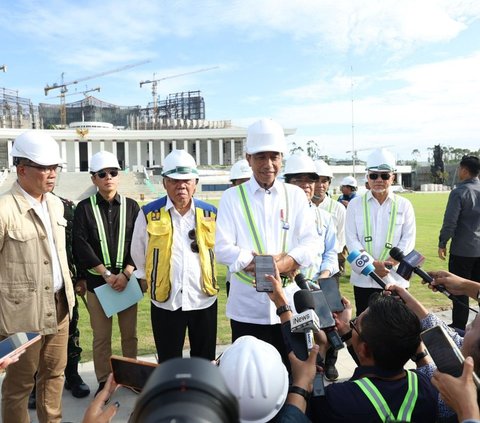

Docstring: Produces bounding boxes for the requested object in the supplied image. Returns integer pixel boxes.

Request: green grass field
[77,192,456,362]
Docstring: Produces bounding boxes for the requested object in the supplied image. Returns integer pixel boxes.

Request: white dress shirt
[131,196,216,311]
[318,195,346,252]
[19,187,63,292]
[345,190,416,288]
[215,177,319,324]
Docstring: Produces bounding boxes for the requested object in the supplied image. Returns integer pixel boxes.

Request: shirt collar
[165,195,195,214]
[95,191,121,205]
[17,182,47,207]
[366,189,395,203]
[247,176,281,194]
[351,365,406,381]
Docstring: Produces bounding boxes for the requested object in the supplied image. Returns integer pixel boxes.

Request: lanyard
[88,195,127,272]
[362,193,398,261]
[354,371,418,422]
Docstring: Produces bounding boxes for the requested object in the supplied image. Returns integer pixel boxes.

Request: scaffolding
[0,87,38,129]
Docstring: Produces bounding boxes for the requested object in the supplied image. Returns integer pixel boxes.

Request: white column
[160,140,165,164]
[195,139,200,165]
[136,141,142,169]
[112,141,117,157]
[148,141,153,167]
[100,141,105,151]
[74,142,80,172]
[124,141,130,169]
[207,139,212,165]
[397,173,403,186]
[183,139,188,152]
[61,141,67,171]
[230,139,235,164]
[7,140,13,168]
[172,140,177,150]
[87,142,92,168]
[218,139,224,166]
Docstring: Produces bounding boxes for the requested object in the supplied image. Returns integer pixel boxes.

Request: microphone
[295,273,320,291]
[389,247,450,297]
[293,291,320,351]
[346,250,387,289]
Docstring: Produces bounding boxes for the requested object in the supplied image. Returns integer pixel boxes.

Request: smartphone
[0,332,41,361]
[420,325,480,387]
[254,255,275,292]
[110,355,158,392]
[318,277,344,313]
[310,290,336,329]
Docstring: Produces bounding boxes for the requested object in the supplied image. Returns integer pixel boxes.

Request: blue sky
[1,0,479,162]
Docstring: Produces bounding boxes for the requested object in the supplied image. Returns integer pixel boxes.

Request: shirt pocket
[147,222,171,249]
[198,219,216,248]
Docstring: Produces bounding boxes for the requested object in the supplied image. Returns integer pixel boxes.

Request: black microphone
[295,273,311,291]
[389,247,450,297]
[346,250,387,289]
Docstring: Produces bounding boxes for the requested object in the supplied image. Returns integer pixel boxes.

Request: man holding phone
[0,131,75,423]
[215,119,319,364]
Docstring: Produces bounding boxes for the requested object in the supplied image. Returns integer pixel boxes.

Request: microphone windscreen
[294,273,309,290]
[294,290,315,313]
[389,247,404,261]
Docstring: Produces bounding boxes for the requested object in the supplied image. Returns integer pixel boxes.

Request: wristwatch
[276,304,292,316]
[103,269,112,278]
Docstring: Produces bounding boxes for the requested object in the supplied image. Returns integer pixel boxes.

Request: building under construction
[0,87,39,129]
[38,90,206,129]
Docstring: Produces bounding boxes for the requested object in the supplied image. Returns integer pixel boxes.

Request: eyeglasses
[349,317,363,339]
[96,169,119,179]
[24,164,62,174]
[188,229,199,253]
[368,173,391,181]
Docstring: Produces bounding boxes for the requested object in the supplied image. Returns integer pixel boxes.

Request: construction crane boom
[53,86,100,99]
[140,66,218,128]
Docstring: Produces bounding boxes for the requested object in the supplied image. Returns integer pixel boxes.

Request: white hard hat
[218,336,288,423]
[366,148,396,172]
[230,159,252,181]
[11,131,63,166]
[284,153,318,176]
[315,159,333,178]
[341,176,358,187]
[162,149,198,180]
[245,119,287,155]
[89,151,121,173]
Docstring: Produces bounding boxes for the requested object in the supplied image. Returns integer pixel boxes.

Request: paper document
[94,274,143,318]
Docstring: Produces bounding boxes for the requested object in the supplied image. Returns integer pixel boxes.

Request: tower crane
[53,86,100,99]
[44,59,149,127]
[140,66,218,128]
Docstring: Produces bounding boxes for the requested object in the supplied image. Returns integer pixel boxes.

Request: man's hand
[75,279,87,296]
[385,284,428,320]
[265,270,288,310]
[373,260,392,278]
[333,296,353,335]
[438,247,447,260]
[82,373,119,423]
[289,345,319,393]
[109,274,128,292]
[431,357,480,421]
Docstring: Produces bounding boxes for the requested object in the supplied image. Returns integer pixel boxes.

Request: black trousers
[230,319,290,370]
[151,300,218,363]
[449,254,480,330]
[353,286,383,316]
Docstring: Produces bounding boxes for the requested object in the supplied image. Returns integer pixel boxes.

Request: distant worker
[73,151,140,396]
[312,159,347,278]
[338,175,358,207]
[131,149,219,363]
[438,155,480,330]
[215,118,319,365]
[345,148,416,315]
[0,131,75,423]
[226,159,253,296]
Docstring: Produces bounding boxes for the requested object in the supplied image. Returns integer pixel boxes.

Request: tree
[289,140,323,160]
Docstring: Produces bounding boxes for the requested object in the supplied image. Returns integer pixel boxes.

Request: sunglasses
[188,229,199,253]
[368,173,391,181]
[96,169,119,179]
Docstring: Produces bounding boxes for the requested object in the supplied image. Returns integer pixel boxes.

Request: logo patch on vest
[151,211,161,221]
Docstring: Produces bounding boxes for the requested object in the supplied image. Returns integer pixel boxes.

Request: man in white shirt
[215,119,319,363]
[312,160,347,279]
[131,150,218,363]
[346,148,416,315]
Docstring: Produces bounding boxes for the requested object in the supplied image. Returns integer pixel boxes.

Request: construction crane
[44,59,150,127]
[53,86,100,99]
[140,66,218,128]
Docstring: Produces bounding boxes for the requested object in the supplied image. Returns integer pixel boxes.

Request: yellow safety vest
[144,198,218,302]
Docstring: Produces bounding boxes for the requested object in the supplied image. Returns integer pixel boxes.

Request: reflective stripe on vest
[353,371,419,422]
[87,195,127,274]
[235,183,289,284]
[362,193,398,261]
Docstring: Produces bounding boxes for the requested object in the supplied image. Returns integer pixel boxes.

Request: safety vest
[353,371,419,422]
[87,194,127,275]
[235,183,290,285]
[362,193,398,261]
[143,197,218,302]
